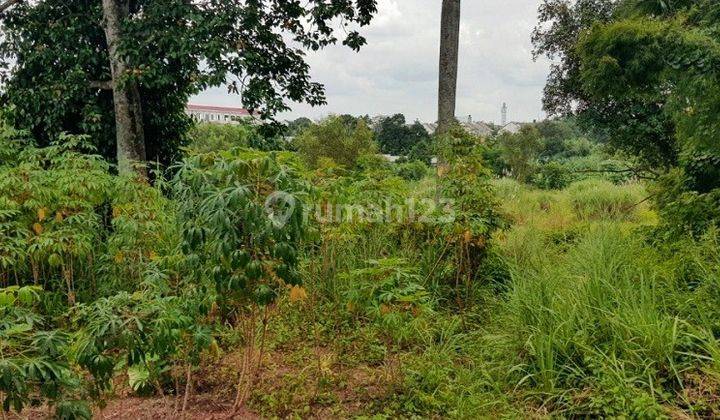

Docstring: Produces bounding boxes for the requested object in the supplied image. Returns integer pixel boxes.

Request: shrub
[407,137,434,165]
[0,285,90,418]
[533,161,571,190]
[188,122,288,153]
[373,114,430,156]
[293,116,377,168]
[172,148,308,312]
[433,125,506,299]
[187,122,256,153]
[653,168,720,240]
[356,153,392,173]
[495,125,543,183]
[0,134,114,305]
[393,160,429,181]
[340,258,432,345]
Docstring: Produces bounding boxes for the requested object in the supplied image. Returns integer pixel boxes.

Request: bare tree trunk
[437,0,461,136]
[101,0,147,177]
[436,0,461,185]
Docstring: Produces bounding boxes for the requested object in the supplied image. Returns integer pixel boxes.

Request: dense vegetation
[2,106,719,417]
[1,0,719,418]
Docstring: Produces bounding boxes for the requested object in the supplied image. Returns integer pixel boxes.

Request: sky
[192,0,552,125]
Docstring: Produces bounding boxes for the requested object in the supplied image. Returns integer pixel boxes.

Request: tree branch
[90,80,113,90]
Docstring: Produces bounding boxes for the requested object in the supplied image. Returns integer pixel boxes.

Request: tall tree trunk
[437,0,461,136]
[101,0,147,177]
[436,0,461,183]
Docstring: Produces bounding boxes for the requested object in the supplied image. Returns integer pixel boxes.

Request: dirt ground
[8,395,259,420]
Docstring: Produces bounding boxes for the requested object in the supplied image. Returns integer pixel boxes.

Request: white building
[420,120,493,138]
[186,104,255,124]
[498,122,523,135]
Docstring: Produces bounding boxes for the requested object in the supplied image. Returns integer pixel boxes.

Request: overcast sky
[192,0,551,124]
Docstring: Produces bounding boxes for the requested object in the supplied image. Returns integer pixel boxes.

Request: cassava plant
[0,285,91,419]
[0,133,113,305]
[170,148,308,410]
[434,125,505,308]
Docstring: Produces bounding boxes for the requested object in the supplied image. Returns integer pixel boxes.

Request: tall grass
[566,179,645,220]
[497,224,718,416]
[492,178,654,232]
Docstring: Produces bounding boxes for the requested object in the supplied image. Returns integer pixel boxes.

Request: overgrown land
[2,0,720,419]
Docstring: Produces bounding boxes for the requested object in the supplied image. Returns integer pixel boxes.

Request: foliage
[533,0,679,168]
[393,160,429,182]
[533,0,720,241]
[494,125,543,183]
[566,179,644,220]
[187,123,257,154]
[0,285,89,418]
[572,0,720,235]
[533,161,571,190]
[293,116,377,169]
[1,116,719,418]
[435,125,506,298]
[340,258,432,344]
[0,126,311,416]
[407,136,435,165]
[284,118,313,137]
[0,132,113,304]
[0,0,377,164]
[498,224,720,416]
[374,114,430,156]
[652,169,720,240]
[187,122,288,154]
[535,118,585,157]
[172,148,307,311]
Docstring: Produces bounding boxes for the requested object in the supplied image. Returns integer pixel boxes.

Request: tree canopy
[374,114,430,156]
[534,0,720,236]
[0,0,377,166]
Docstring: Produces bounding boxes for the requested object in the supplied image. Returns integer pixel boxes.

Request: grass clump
[567,179,645,220]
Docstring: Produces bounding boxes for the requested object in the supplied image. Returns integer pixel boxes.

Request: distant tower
[467,115,472,124]
[501,103,508,126]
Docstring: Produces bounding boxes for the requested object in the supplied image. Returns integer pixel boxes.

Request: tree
[293,116,377,169]
[437,0,461,135]
[0,0,378,175]
[101,0,146,176]
[286,118,314,137]
[497,125,543,183]
[532,0,678,168]
[539,0,720,235]
[374,114,430,155]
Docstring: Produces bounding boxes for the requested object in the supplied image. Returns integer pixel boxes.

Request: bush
[393,160,429,181]
[407,137,434,165]
[188,122,288,153]
[653,168,720,240]
[356,154,392,173]
[293,116,377,168]
[533,161,571,190]
[187,122,256,153]
[495,125,543,183]
[172,148,308,310]
[340,258,432,345]
[374,114,430,156]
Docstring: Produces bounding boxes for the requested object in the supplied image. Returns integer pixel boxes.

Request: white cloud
[192,1,551,124]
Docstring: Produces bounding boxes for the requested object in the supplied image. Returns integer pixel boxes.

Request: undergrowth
[1,125,718,419]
